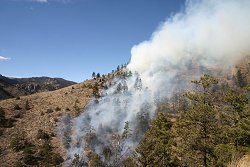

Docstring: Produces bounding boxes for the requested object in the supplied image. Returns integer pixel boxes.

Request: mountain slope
[0,79,96,166]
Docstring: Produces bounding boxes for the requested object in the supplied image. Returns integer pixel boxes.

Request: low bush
[38,140,64,166]
[0,107,15,128]
[14,104,22,110]
[46,108,53,114]
[23,154,38,166]
[55,106,61,111]
[36,129,50,140]
[25,100,31,110]
[10,132,30,152]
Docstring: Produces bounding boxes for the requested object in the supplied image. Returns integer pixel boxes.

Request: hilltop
[0,75,76,100]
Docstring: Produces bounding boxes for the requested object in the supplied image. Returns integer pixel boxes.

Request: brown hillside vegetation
[0,79,98,166]
[228,155,250,167]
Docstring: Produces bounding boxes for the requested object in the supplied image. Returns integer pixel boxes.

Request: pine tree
[175,75,220,167]
[135,112,178,167]
[92,72,96,78]
[96,73,101,78]
[109,121,132,167]
[134,74,142,91]
[25,100,31,110]
[92,82,99,98]
[223,90,250,149]
[236,69,247,88]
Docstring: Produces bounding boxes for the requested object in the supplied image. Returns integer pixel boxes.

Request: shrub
[38,140,64,166]
[14,160,26,167]
[0,108,5,127]
[3,118,15,128]
[46,108,53,114]
[10,132,30,152]
[37,129,50,140]
[0,107,15,128]
[62,115,72,149]
[0,129,4,136]
[0,107,4,117]
[38,141,52,157]
[14,104,22,110]
[15,96,20,100]
[23,154,38,166]
[55,106,61,111]
[71,154,80,166]
[53,117,59,123]
[25,100,31,110]
[13,111,23,119]
[51,153,64,165]
[74,102,81,116]
[89,153,103,167]
[23,145,34,155]
[63,130,71,149]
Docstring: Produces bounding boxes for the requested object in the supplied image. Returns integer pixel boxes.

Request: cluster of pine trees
[134,74,250,167]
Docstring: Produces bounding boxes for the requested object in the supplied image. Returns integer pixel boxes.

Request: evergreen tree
[236,69,247,88]
[134,74,142,91]
[132,111,150,142]
[223,90,250,149]
[135,112,178,167]
[96,73,101,78]
[175,75,220,167]
[92,82,99,98]
[92,72,96,78]
[88,153,103,167]
[25,100,31,110]
[116,83,123,94]
[0,107,5,127]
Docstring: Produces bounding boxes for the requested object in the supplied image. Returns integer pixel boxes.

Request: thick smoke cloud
[61,0,250,165]
[128,0,250,94]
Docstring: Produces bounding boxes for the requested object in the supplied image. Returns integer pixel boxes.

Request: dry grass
[0,79,95,166]
[228,154,250,167]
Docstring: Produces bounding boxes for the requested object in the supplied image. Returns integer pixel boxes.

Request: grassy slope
[0,79,95,166]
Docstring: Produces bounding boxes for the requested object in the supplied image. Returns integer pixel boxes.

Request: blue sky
[0,0,185,82]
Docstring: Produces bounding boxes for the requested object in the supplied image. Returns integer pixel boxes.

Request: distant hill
[0,75,76,100]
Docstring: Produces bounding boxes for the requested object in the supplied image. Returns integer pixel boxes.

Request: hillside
[0,78,99,166]
[0,75,76,100]
[0,59,249,167]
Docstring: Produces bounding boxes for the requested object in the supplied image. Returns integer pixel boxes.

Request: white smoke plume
[128,0,250,95]
[60,0,250,165]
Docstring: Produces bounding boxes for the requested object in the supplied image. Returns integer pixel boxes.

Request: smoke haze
[61,0,250,165]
